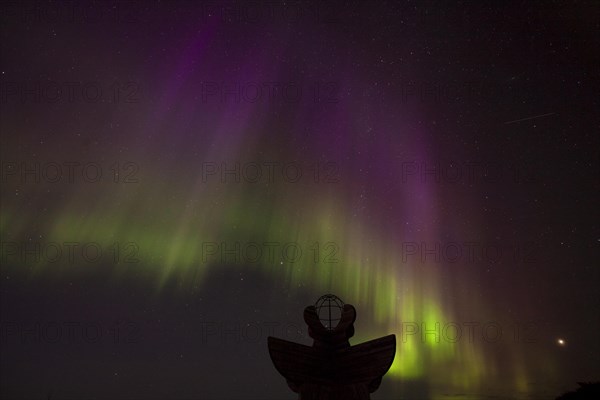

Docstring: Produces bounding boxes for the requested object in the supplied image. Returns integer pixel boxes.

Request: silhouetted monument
[268,294,396,399]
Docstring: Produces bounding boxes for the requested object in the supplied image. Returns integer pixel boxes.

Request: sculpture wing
[268,336,325,385]
[334,334,396,386]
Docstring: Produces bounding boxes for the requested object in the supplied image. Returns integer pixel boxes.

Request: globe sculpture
[315,294,344,331]
[268,294,396,399]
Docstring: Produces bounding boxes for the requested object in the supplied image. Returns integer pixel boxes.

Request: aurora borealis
[1,1,599,399]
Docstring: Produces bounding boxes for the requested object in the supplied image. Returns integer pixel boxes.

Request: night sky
[1,1,599,399]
